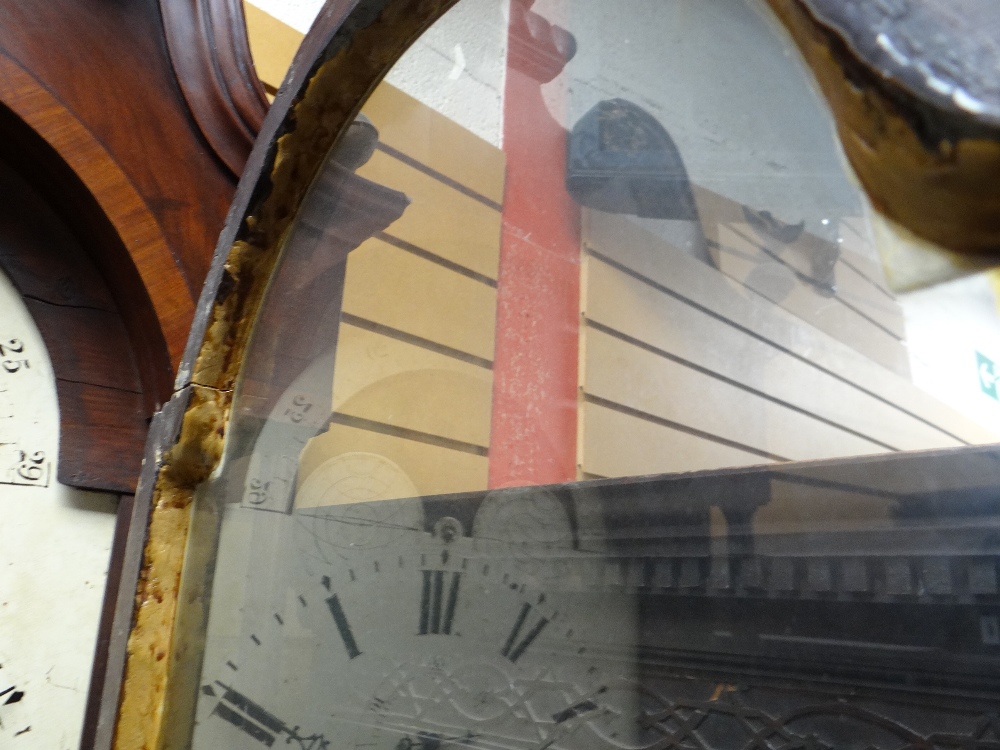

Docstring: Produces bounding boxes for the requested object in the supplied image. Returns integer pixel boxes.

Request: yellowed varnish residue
[114,384,226,750]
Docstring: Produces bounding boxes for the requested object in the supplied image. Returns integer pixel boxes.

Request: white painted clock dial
[0,267,118,748]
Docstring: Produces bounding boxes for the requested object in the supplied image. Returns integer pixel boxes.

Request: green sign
[978,351,998,400]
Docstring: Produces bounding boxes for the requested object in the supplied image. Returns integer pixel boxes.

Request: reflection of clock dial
[472,489,576,586]
[0,269,117,747]
[297,451,421,509]
[295,455,425,564]
[240,350,337,514]
[192,496,642,750]
[473,489,574,549]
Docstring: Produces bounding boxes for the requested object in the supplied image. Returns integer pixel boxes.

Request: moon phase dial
[193,498,639,750]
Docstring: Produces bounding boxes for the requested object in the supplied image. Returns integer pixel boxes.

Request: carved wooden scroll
[161,0,269,177]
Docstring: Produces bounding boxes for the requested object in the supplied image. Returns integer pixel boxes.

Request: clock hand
[530,688,608,750]
[0,685,24,705]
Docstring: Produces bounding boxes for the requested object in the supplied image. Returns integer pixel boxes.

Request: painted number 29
[16,451,45,482]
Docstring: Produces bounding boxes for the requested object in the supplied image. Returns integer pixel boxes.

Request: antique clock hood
[18,0,995,749]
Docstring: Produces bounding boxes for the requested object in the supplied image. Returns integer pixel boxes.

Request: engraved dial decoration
[192,494,643,750]
[0,268,117,747]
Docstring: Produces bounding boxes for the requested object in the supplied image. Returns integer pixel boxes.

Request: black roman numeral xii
[419,570,462,635]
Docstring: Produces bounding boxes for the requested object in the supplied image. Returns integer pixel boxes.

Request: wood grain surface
[0,0,267,493]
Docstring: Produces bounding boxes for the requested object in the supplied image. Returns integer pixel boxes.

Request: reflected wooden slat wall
[245,4,999,498]
[299,82,503,502]
[692,185,910,376]
[580,208,995,481]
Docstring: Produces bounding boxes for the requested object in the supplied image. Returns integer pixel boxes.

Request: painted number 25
[0,338,29,373]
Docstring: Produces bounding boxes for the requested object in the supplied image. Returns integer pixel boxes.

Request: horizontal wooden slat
[342,238,497,361]
[584,327,888,461]
[584,257,960,452]
[713,223,909,376]
[332,324,492,447]
[690,186,908,373]
[583,209,998,445]
[355,149,501,279]
[836,260,906,339]
[838,216,894,296]
[297,422,488,502]
[362,83,506,205]
[759,215,903,340]
[332,322,490,406]
[718,219,906,341]
[580,401,770,479]
[695,187,899,319]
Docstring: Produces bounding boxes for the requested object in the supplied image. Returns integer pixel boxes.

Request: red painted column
[488,0,580,489]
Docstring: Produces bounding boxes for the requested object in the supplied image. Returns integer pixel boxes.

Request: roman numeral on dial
[502,603,549,662]
[204,682,330,748]
[419,570,462,635]
[326,594,361,659]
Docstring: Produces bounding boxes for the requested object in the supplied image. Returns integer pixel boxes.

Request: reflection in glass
[180,1,1000,748]
[191,447,1000,749]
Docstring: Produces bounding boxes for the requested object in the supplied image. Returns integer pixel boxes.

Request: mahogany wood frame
[162,0,269,178]
[0,0,268,493]
[0,7,267,745]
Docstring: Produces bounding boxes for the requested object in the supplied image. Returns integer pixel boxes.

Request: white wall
[900,274,1000,434]
[248,0,510,146]
[248,0,868,240]
[550,0,866,250]
[385,0,509,146]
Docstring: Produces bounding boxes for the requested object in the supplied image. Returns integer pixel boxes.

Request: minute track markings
[199,532,608,750]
